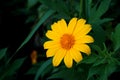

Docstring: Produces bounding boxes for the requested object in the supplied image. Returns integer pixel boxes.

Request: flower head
[44,18,94,68]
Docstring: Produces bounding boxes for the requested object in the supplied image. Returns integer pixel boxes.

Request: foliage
[0,0,120,80]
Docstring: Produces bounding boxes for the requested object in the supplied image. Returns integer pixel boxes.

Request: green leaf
[95,0,111,18]
[80,54,98,64]
[88,63,116,80]
[92,58,105,67]
[84,0,91,20]
[35,58,52,80]
[27,0,38,8]
[99,63,116,80]
[98,18,113,24]
[47,68,82,80]
[0,48,7,60]
[92,25,105,47]
[87,64,104,80]
[90,18,113,25]
[90,0,111,21]
[41,64,53,78]
[16,9,55,52]
[38,0,70,17]
[111,23,120,51]
[89,0,111,27]
[0,58,25,80]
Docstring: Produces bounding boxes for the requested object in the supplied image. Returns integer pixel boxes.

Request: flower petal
[44,41,59,49]
[75,35,94,43]
[73,44,91,55]
[70,48,83,63]
[64,51,73,68]
[53,48,66,67]
[75,24,92,36]
[46,47,59,57]
[57,19,67,33]
[46,30,61,41]
[51,22,63,34]
[73,18,86,35]
[68,18,77,33]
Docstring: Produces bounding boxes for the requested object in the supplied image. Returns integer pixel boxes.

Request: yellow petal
[46,30,61,41]
[68,18,77,33]
[77,24,92,36]
[64,51,73,68]
[46,47,59,57]
[57,19,67,33]
[75,35,94,43]
[73,44,91,55]
[70,48,83,63]
[53,48,66,67]
[44,41,59,49]
[73,18,86,35]
[51,22,63,34]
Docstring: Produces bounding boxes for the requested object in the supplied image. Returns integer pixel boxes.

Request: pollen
[60,34,75,50]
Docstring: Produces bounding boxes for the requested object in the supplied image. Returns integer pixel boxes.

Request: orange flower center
[60,34,75,50]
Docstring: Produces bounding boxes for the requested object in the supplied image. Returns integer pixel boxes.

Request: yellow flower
[44,18,94,68]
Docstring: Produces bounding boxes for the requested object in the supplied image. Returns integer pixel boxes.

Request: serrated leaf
[0,48,7,60]
[16,9,55,52]
[34,58,52,80]
[111,23,120,51]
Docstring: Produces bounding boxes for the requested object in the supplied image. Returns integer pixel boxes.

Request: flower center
[60,34,75,50]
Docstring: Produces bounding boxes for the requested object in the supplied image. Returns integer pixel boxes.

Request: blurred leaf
[47,68,82,80]
[98,18,113,24]
[0,58,25,80]
[41,64,53,78]
[37,5,48,19]
[87,64,104,80]
[27,0,38,8]
[80,54,98,64]
[38,0,70,18]
[88,63,116,80]
[89,0,112,48]
[84,0,91,20]
[16,9,55,52]
[90,0,111,21]
[111,23,120,51]
[91,18,113,25]
[0,48,7,60]
[26,66,38,75]
[95,0,111,18]
[88,44,117,80]
[92,58,105,67]
[92,25,105,47]
[26,62,43,75]
[35,58,52,80]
